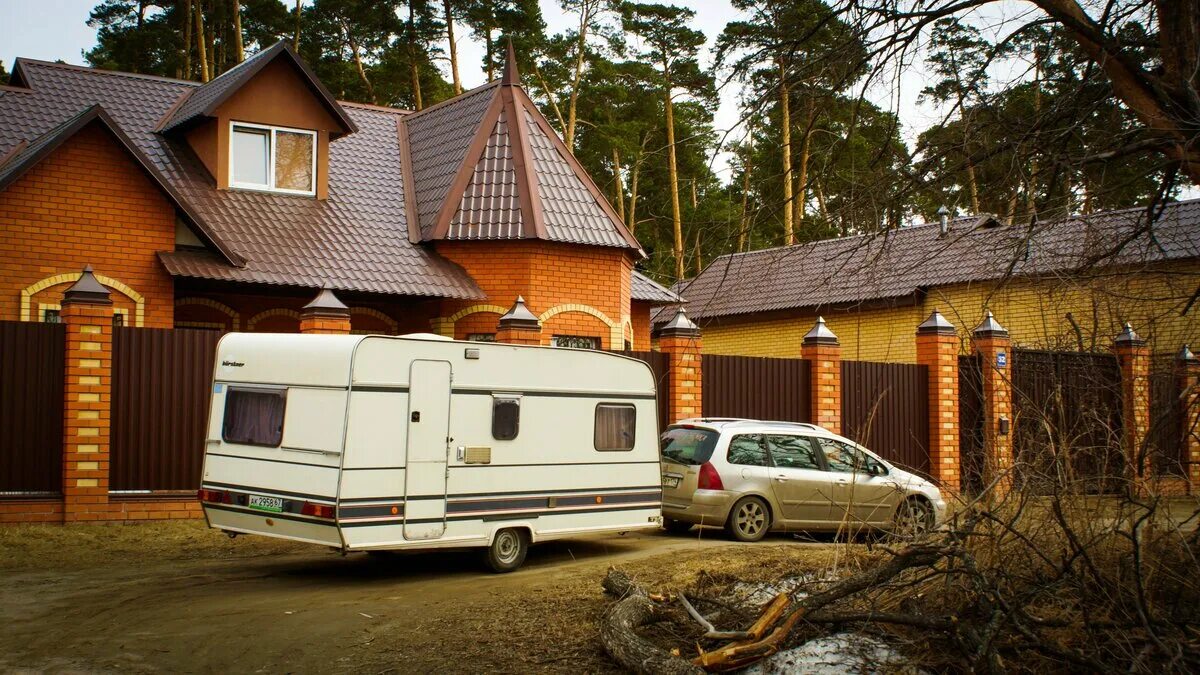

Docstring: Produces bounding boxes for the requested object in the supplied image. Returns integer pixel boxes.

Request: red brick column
[656,307,703,425]
[802,317,841,434]
[1178,346,1200,491]
[916,310,960,493]
[972,311,1013,495]
[299,285,351,334]
[1114,323,1151,483]
[59,266,113,522]
[495,296,542,345]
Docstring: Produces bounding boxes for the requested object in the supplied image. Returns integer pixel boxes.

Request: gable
[216,57,343,133]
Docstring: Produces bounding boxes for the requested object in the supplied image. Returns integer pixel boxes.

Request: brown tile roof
[678,201,1200,321]
[160,41,357,136]
[447,103,524,239]
[631,270,682,304]
[1,57,482,299]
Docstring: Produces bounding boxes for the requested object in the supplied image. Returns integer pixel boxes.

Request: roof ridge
[14,57,199,86]
[403,80,500,121]
[338,100,412,115]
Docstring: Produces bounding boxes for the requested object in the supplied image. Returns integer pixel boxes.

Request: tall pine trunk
[194,0,209,82]
[793,105,813,240]
[408,4,423,110]
[182,0,192,79]
[444,0,462,94]
[612,148,626,225]
[293,0,301,50]
[232,0,244,63]
[628,150,643,234]
[778,60,793,246]
[966,160,980,214]
[345,26,377,104]
[737,148,753,252]
[663,68,684,280]
[564,3,592,148]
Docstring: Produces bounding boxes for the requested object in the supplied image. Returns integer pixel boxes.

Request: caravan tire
[485,528,529,573]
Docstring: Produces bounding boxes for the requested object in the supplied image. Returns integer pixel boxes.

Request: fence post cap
[917,309,956,336]
[1177,344,1196,364]
[498,295,540,330]
[1113,322,1146,347]
[803,316,839,346]
[61,265,113,306]
[301,283,349,315]
[656,305,700,338]
[972,310,1008,339]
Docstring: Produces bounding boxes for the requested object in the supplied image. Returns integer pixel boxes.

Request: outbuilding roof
[677,201,1200,321]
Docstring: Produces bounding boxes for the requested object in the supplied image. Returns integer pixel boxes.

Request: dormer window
[229,122,316,196]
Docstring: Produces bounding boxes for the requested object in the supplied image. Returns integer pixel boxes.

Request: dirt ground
[0,522,842,673]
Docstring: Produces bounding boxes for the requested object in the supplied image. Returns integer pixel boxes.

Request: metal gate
[0,321,65,495]
[110,327,221,492]
[1012,349,1124,493]
[1148,363,1185,476]
[841,360,930,474]
[702,354,811,423]
[958,354,985,494]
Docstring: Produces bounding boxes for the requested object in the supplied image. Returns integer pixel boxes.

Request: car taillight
[697,462,724,490]
[301,502,335,519]
[198,488,229,504]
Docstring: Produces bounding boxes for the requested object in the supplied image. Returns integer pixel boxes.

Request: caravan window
[492,397,520,440]
[595,404,636,451]
[222,387,286,447]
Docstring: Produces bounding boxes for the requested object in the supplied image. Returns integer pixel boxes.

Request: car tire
[727,496,771,542]
[484,528,529,573]
[663,518,693,534]
[893,497,934,537]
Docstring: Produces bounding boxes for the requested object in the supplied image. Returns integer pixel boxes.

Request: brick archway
[20,271,146,326]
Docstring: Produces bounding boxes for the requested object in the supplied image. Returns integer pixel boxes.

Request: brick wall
[631,301,653,351]
[436,240,633,349]
[701,264,1200,362]
[174,290,434,335]
[0,122,176,328]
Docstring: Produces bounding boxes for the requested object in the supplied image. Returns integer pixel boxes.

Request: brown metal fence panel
[608,350,670,434]
[841,360,930,475]
[0,321,65,495]
[111,327,220,491]
[958,354,985,494]
[1012,349,1124,494]
[701,354,811,423]
[1148,362,1185,476]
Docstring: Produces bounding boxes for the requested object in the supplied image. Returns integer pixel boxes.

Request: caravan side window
[222,387,286,447]
[492,397,520,440]
[595,404,636,451]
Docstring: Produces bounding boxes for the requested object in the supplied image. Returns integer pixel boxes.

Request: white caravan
[198,333,663,572]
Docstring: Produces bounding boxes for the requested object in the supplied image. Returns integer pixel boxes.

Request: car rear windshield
[660,427,719,465]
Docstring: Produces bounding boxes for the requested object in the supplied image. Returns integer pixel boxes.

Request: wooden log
[600,569,704,675]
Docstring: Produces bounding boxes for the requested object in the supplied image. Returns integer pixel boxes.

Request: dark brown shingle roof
[679,202,1200,321]
[0,57,483,299]
[631,270,682,304]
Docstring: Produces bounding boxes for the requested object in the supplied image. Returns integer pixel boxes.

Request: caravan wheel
[484,528,529,573]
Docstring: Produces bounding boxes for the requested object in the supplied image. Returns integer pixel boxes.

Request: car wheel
[727,496,771,542]
[893,498,934,537]
[663,518,693,534]
[484,528,528,573]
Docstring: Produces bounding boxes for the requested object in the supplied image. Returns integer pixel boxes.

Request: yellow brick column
[656,307,703,425]
[1114,323,1151,487]
[495,296,543,345]
[802,317,841,434]
[972,311,1013,496]
[916,310,960,493]
[1177,346,1200,492]
[59,265,113,523]
[299,284,352,334]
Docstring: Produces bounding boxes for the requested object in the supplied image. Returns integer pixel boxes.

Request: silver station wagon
[659,419,947,541]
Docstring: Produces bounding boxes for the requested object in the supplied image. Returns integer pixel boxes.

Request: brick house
[676,203,1200,363]
[0,42,680,348]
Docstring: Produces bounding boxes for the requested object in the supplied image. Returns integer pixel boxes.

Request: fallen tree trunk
[600,569,704,675]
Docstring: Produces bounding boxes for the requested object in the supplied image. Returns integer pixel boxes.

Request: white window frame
[228,121,317,196]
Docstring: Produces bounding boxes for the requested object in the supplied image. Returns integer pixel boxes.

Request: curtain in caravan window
[595,404,636,451]
[222,388,286,447]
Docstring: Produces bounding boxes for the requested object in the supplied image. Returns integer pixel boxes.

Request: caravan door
[403,360,452,540]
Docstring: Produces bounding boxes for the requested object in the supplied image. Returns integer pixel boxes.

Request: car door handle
[834,478,850,485]
[773,476,788,482]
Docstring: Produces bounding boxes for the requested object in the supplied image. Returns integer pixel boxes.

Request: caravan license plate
[248,495,283,513]
[662,474,681,489]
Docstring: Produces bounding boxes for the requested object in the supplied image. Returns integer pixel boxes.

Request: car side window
[765,435,821,469]
[726,434,767,467]
[815,437,866,473]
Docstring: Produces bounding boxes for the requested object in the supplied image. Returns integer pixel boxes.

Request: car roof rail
[672,418,826,432]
